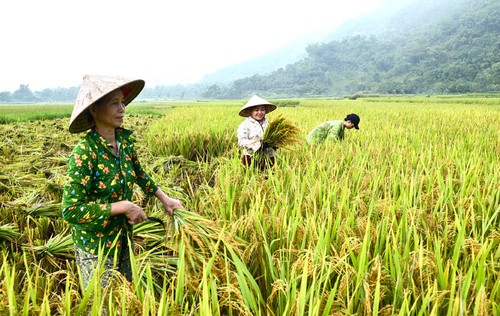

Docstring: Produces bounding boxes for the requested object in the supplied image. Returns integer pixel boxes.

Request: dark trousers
[241,155,275,171]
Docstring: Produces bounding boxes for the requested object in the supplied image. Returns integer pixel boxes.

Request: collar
[247,116,267,125]
[87,128,133,148]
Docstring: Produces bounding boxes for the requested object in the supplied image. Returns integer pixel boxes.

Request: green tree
[12,84,38,102]
[201,84,222,99]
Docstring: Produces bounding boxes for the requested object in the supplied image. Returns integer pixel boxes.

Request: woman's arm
[110,200,148,225]
[62,143,112,228]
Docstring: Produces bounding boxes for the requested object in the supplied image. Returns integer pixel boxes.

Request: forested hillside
[205,0,499,98]
[1,0,498,102]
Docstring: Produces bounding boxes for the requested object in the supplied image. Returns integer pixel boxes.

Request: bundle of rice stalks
[167,208,264,313]
[262,115,300,149]
[27,233,74,269]
[134,216,169,249]
[0,224,21,244]
[25,203,62,218]
[254,115,301,166]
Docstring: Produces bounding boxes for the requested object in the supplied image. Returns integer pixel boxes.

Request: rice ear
[262,115,301,148]
[252,115,301,165]
[168,208,248,279]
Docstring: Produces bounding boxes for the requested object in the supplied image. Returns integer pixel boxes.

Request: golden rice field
[0,96,499,315]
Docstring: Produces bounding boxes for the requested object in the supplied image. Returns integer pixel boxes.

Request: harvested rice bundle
[0,223,21,243]
[262,115,301,148]
[254,114,301,165]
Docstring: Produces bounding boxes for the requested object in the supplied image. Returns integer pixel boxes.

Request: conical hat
[69,74,145,133]
[238,95,277,117]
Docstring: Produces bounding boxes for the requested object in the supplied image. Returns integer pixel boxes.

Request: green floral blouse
[62,128,158,256]
[305,120,345,144]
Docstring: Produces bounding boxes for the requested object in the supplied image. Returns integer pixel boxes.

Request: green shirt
[62,128,158,255]
[306,120,345,144]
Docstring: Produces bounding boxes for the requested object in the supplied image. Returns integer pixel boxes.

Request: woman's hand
[162,197,184,215]
[154,188,184,215]
[111,200,147,225]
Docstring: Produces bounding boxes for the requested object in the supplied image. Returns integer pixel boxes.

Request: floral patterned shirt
[237,117,275,157]
[62,128,158,255]
[306,120,345,144]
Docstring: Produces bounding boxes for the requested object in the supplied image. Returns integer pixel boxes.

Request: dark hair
[86,111,94,126]
[344,113,360,129]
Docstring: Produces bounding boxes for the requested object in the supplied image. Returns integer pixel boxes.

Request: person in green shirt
[62,75,184,288]
[306,113,360,144]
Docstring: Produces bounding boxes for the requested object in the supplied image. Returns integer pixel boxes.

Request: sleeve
[130,141,159,198]
[237,121,262,152]
[61,143,111,229]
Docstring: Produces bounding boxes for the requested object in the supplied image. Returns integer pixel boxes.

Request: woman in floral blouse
[62,75,183,288]
[237,95,277,170]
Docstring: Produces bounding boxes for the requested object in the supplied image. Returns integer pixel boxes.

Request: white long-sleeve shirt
[237,117,275,157]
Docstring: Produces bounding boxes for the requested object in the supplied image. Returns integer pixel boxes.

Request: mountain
[198,32,322,85]
[324,0,454,40]
[199,0,456,88]
[202,0,500,98]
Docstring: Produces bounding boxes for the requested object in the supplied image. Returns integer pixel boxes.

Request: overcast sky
[0,0,382,92]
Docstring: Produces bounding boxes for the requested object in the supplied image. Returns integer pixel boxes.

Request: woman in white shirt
[237,95,277,170]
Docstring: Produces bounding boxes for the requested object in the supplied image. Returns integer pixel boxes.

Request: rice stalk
[168,208,265,314]
[169,208,245,275]
[2,256,18,315]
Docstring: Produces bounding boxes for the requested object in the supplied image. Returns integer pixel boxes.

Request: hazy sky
[0,0,382,92]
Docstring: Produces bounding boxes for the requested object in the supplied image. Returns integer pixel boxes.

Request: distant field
[1,95,498,124]
[0,102,163,124]
[0,103,74,123]
[0,100,244,124]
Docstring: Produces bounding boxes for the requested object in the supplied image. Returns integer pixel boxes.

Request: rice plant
[168,208,265,314]
[0,97,498,314]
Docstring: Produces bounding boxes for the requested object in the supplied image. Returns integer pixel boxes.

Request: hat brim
[69,79,145,133]
[239,104,277,117]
